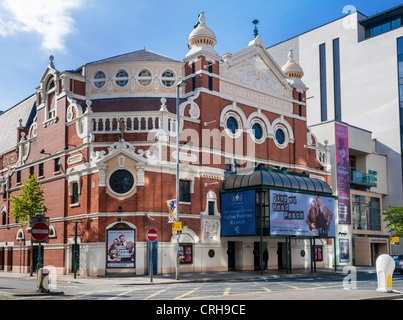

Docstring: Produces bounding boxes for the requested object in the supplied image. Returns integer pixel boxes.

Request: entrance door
[277,242,286,269]
[149,240,158,275]
[227,241,235,271]
[371,243,380,266]
[72,244,80,274]
[0,248,4,270]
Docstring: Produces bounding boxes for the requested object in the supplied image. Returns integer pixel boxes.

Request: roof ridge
[85,48,181,66]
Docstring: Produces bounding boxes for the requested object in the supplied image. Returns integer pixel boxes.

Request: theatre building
[0,12,336,276]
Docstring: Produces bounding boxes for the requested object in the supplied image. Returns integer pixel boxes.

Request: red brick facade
[0,12,330,275]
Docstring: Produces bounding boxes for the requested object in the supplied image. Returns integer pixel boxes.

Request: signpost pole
[37,241,42,271]
[73,222,78,279]
[150,241,153,283]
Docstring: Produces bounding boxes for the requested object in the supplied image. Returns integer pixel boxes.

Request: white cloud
[0,0,83,52]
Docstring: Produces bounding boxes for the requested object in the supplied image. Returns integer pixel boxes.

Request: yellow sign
[391,237,400,244]
[172,222,182,232]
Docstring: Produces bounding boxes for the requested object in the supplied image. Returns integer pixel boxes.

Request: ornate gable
[220,36,294,114]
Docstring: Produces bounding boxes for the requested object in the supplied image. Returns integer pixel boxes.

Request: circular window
[137,69,152,87]
[275,128,286,145]
[160,70,176,87]
[109,169,135,195]
[115,70,129,87]
[93,71,106,89]
[226,117,238,135]
[252,123,263,140]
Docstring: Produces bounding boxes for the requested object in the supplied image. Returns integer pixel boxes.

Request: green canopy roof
[222,167,332,195]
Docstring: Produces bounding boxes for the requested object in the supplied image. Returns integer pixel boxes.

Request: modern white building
[269,4,403,256]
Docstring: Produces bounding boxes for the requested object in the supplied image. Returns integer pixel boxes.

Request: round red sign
[147,228,158,242]
[31,222,49,241]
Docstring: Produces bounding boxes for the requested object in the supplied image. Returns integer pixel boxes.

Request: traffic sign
[31,222,50,242]
[172,222,182,232]
[147,228,158,242]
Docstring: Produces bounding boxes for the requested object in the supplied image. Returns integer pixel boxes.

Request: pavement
[0,266,402,300]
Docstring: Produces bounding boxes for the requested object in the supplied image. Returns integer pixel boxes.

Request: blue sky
[0,0,401,111]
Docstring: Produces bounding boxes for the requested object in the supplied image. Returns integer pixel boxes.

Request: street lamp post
[175,80,186,280]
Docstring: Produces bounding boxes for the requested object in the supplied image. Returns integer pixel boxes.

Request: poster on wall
[335,123,351,224]
[269,190,335,237]
[339,238,350,263]
[107,229,135,268]
[221,190,256,236]
[179,244,193,264]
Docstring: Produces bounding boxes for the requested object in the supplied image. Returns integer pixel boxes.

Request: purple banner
[335,123,350,224]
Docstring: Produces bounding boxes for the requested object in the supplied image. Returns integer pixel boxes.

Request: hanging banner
[335,123,351,224]
[221,190,256,236]
[269,190,335,237]
[166,199,178,223]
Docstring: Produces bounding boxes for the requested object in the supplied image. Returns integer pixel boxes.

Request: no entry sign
[31,222,50,242]
[147,228,158,242]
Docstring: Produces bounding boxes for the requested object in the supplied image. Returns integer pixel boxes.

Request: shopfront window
[352,194,381,231]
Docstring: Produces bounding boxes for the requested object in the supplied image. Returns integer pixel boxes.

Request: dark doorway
[277,242,286,269]
[0,248,4,270]
[227,241,235,270]
[72,244,80,274]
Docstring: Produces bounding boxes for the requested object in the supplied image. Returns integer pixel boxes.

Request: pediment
[220,37,292,99]
[91,139,149,166]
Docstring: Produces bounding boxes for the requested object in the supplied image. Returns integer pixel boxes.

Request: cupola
[185,11,220,59]
[281,49,304,79]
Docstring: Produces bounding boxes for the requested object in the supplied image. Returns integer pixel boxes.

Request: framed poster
[179,244,193,264]
[107,229,135,268]
[221,190,256,236]
[270,190,335,237]
[339,238,350,263]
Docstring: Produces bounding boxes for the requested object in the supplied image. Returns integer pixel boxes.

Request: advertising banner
[221,190,256,236]
[107,229,135,268]
[166,199,178,223]
[270,190,335,237]
[335,123,351,224]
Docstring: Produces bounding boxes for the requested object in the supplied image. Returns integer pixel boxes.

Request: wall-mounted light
[64,144,77,150]
[40,149,51,155]
[204,120,216,127]
[204,182,218,187]
[204,61,215,69]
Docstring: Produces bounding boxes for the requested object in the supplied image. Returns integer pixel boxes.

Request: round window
[161,70,176,87]
[115,70,129,87]
[109,169,135,195]
[252,123,263,140]
[137,69,152,87]
[93,71,106,89]
[275,128,286,145]
[226,117,238,135]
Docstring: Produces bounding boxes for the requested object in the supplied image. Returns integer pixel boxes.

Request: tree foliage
[9,174,47,225]
[383,206,403,238]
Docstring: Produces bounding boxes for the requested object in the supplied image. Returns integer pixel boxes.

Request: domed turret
[185,11,220,59]
[282,49,304,79]
[188,11,217,48]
